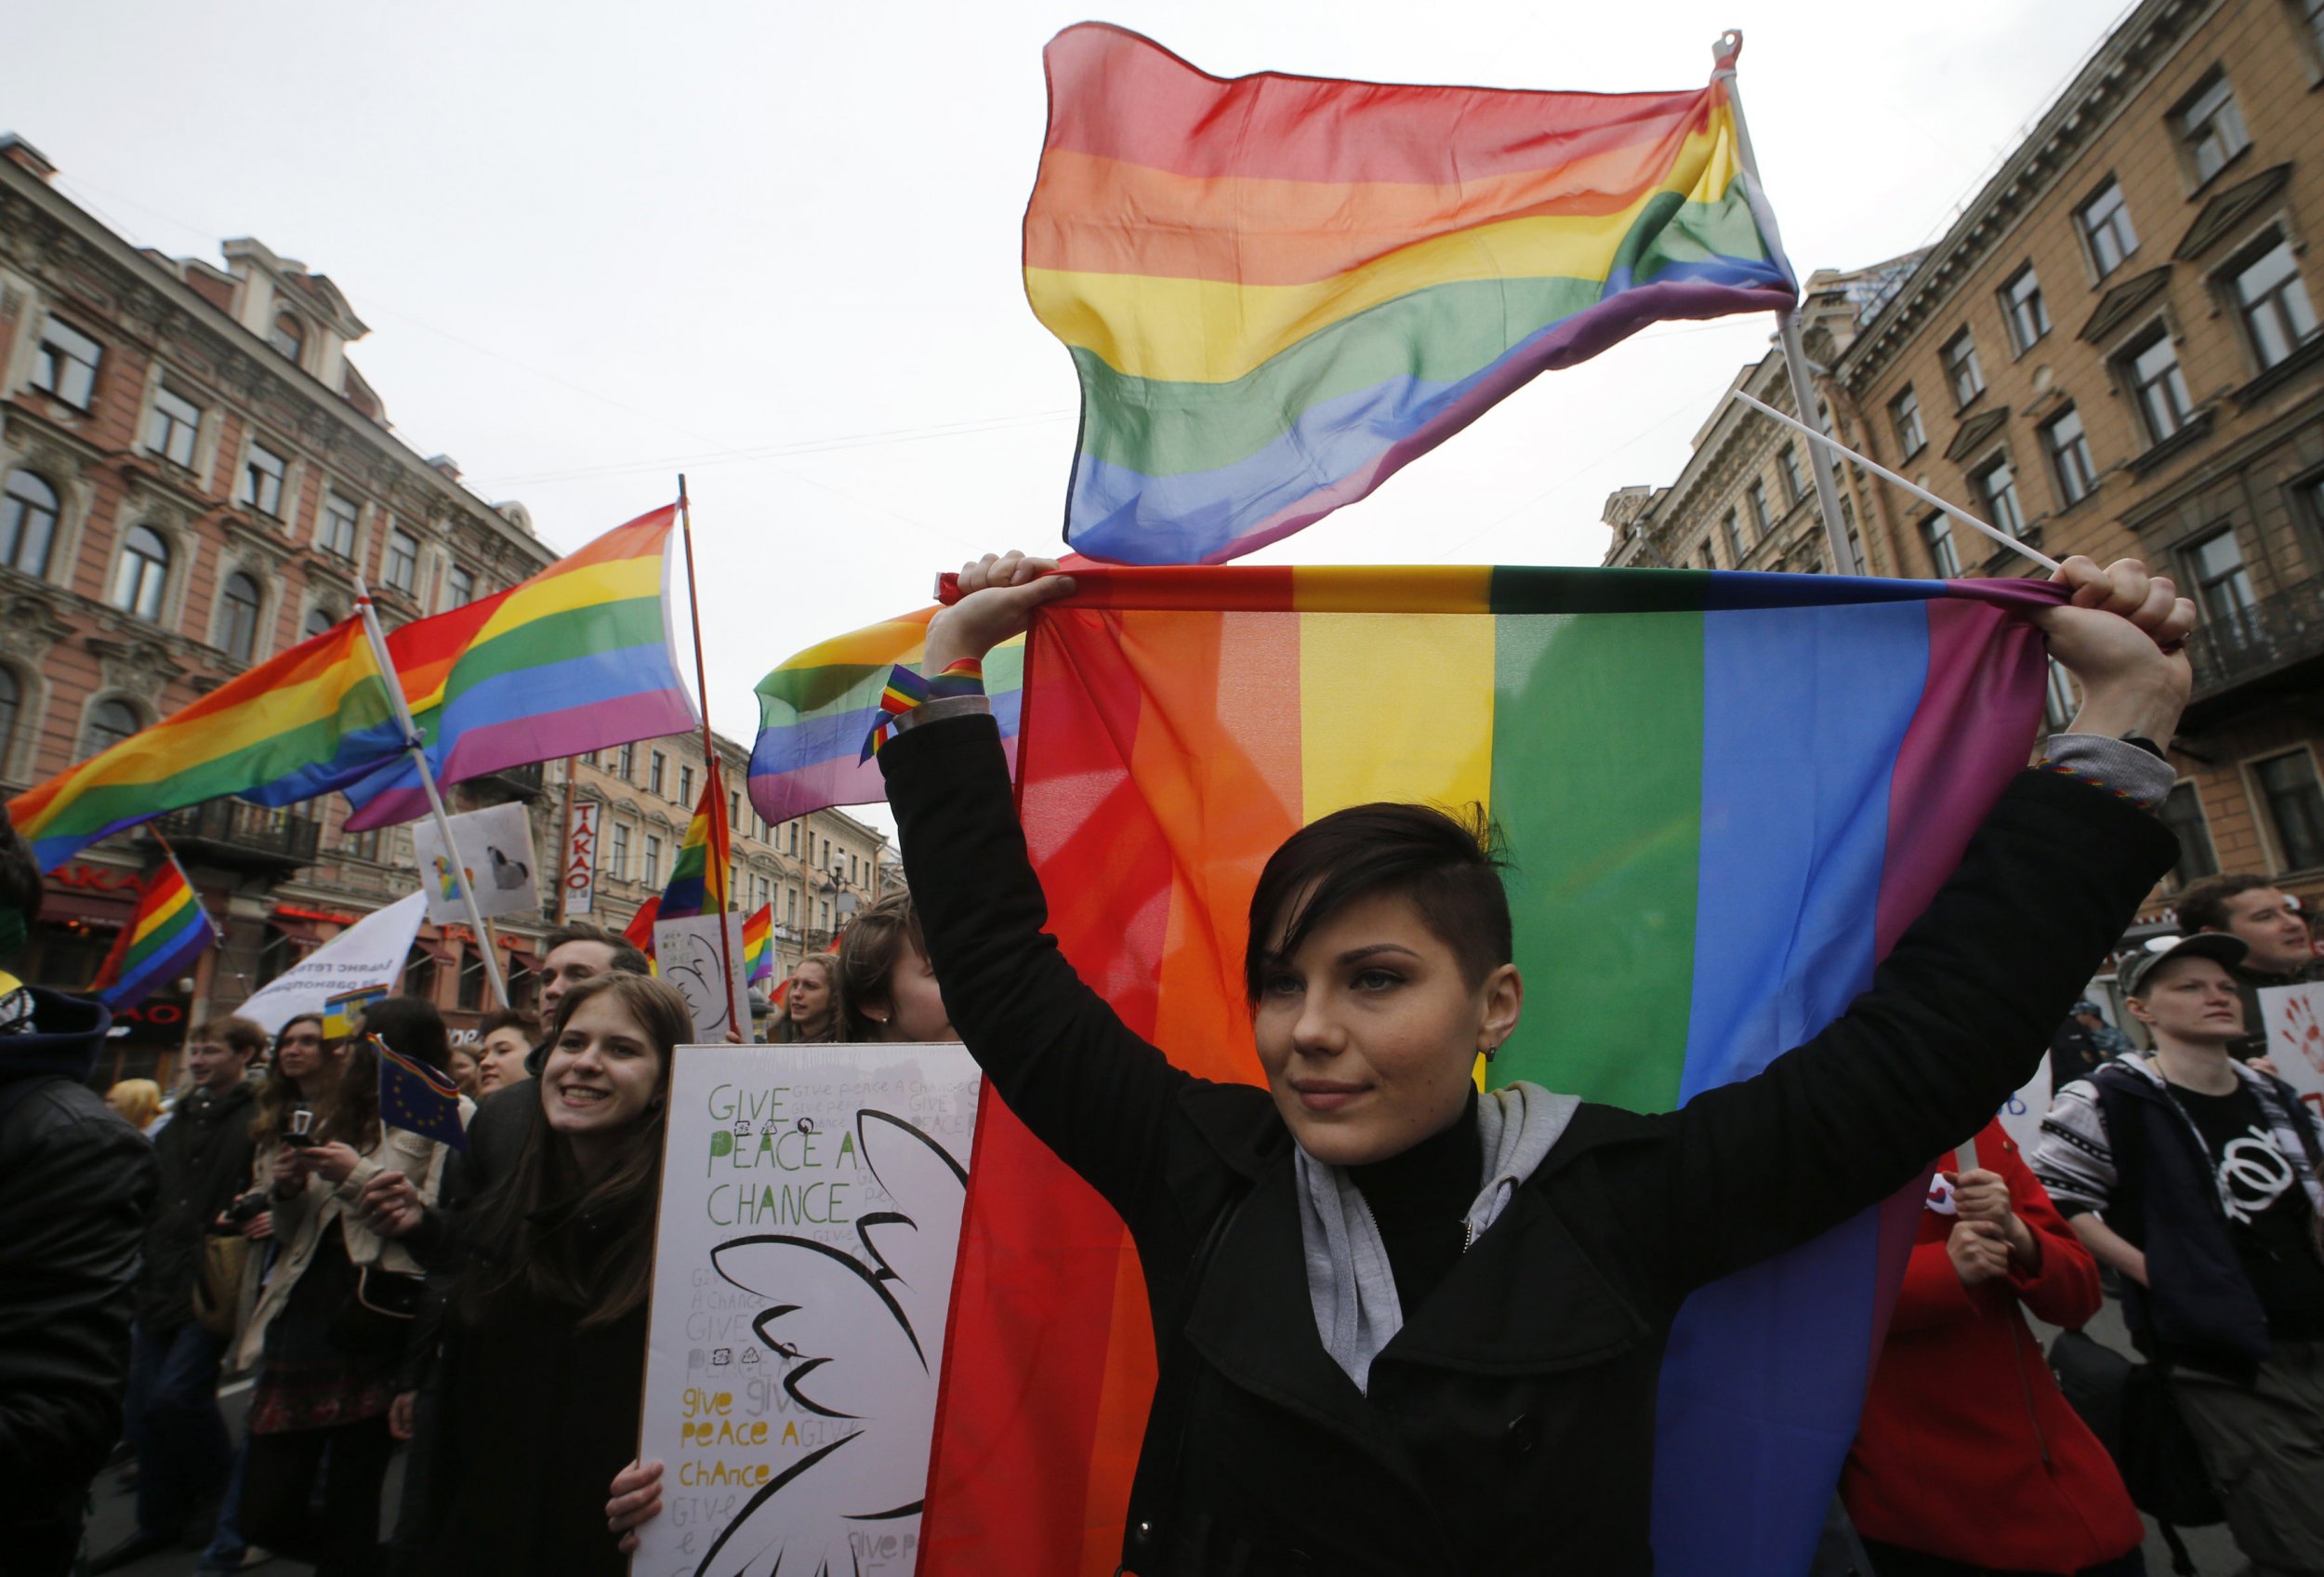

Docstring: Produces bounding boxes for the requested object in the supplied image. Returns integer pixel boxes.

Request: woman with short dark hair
[836,891,956,1042]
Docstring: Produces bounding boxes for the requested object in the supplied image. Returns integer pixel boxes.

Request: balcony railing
[149,799,321,869]
[2185,575,2324,706]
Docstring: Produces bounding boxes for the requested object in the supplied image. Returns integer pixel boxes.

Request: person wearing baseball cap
[2032,929,2324,1570]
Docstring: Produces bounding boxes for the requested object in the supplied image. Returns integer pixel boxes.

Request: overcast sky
[7,0,2130,757]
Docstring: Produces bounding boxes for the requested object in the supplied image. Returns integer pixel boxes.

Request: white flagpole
[1713,30,1860,576]
[352,577,508,1008]
[1730,391,2063,574]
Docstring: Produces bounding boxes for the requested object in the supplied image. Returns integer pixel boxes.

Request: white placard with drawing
[2258,982,2324,1124]
[654,914,749,1044]
[410,802,539,923]
[634,1042,982,1577]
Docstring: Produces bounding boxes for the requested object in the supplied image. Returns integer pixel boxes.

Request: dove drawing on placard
[692,1108,968,1577]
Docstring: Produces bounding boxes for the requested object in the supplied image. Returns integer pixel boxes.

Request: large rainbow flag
[90,853,213,1012]
[9,618,402,871]
[748,610,1026,824]
[1024,26,1797,565]
[342,506,698,828]
[918,564,2058,1577]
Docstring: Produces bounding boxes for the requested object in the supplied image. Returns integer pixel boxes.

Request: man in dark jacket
[0,810,157,1577]
[2033,932,2324,1573]
[91,1015,263,1572]
[2176,872,2323,1063]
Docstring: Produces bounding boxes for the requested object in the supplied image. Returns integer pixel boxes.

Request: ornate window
[241,441,288,517]
[270,313,305,364]
[1942,329,1986,407]
[2120,331,2195,444]
[2254,750,2324,872]
[321,492,359,559]
[1921,512,1962,578]
[31,317,101,409]
[2077,179,2138,277]
[0,668,19,767]
[84,697,141,758]
[1,470,59,576]
[1973,456,2025,537]
[146,384,202,468]
[444,563,475,609]
[109,525,170,620]
[384,529,418,592]
[2040,407,2096,506]
[304,603,338,641]
[2173,73,2249,186]
[2231,236,2318,372]
[2000,266,2049,353]
[218,571,263,661]
[1889,387,1925,456]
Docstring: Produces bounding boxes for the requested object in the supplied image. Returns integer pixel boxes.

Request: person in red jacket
[1841,1118,2146,1577]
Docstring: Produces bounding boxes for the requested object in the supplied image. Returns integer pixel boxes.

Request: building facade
[1611,0,2324,933]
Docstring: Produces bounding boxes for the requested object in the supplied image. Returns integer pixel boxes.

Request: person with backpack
[2033,932,2324,1576]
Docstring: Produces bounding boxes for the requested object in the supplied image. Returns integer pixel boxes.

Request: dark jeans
[198,1434,250,1574]
[125,1319,232,1538]
[242,1417,394,1577]
[1862,1538,2147,1577]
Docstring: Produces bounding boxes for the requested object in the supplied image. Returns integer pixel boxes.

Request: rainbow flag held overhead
[1024,25,1796,564]
[742,904,774,987]
[658,758,732,921]
[748,610,1026,824]
[342,506,699,829]
[90,855,213,1012]
[10,619,403,871]
[918,564,2060,1577]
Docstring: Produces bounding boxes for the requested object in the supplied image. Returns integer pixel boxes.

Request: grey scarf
[1294,1080,1579,1392]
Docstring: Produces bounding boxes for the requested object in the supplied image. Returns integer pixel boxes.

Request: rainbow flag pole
[677,475,737,999]
[352,577,508,1008]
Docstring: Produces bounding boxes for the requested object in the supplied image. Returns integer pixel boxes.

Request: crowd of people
[1,550,2320,1576]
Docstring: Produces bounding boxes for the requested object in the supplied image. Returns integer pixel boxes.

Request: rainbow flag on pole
[9,619,401,871]
[748,611,1025,824]
[90,854,213,1012]
[742,904,774,987]
[342,506,699,828]
[918,564,2058,1577]
[658,758,731,921]
[1024,25,1796,564]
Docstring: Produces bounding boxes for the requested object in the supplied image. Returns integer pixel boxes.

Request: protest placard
[412,802,539,924]
[2257,982,2324,1126]
[633,1042,981,1577]
[231,892,425,1033]
[654,913,748,1043]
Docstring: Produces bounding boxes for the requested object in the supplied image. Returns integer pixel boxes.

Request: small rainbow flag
[9,618,402,871]
[1024,25,1796,563]
[374,1034,467,1152]
[742,904,774,987]
[658,758,731,921]
[90,854,213,1012]
[748,610,1025,824]
[342,506,699,828]
[622,895,661,962]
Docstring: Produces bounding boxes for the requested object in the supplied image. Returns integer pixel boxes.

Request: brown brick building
[1614,0,2324,934]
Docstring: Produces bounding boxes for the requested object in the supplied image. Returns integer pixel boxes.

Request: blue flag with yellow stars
[374,1034,468,1152]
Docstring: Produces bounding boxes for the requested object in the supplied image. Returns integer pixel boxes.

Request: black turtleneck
[1346,1087,1483,1313]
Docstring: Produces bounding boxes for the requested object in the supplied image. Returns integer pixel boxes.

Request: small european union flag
[373,1035,468,1152]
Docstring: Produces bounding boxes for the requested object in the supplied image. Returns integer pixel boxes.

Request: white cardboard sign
[2257,982,2324,1127]
[655,913,749,1044]
[411,802,539,923]
[634,1043,982,1577]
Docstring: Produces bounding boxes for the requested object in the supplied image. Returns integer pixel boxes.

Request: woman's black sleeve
[1632,767,2177,1298]
[878,711,1200,1232]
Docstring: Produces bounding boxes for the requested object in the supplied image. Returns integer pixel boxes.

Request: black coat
[136,1079,257,1329]
[881,714,2175,1576]
[0,987,156,1541]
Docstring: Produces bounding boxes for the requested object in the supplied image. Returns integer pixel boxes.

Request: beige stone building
[1612,0,2324,928]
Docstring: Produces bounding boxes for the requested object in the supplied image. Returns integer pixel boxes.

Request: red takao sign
[562,801,600,917]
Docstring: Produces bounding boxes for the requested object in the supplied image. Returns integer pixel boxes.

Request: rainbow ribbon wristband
[862,657,985,761]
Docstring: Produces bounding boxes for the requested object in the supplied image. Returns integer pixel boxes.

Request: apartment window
[787,822,799,855]
[321,491,359,559]
[304,604,337,641]
[1921,512,1962,578]
[145,384,202,468]
[340,826,381,863]
[30,318,100,409]
[2158,782,2221,890]
[84,698,140,757]
[384,530,418,592]
[680,764,694,805]
[1942,329,1986,407]
[1745,480,1770,536]
[2040,406,2097,506]
[616,742,636,781]
[1973,456,2025,537]
[2000,266,2050,353]
[820,899,831,931]
[2185,528,2258,639]
[649,749,667,796]
[241,441,287,517]
[1,470,59,576]
[444,563,475,610]
[2078,179,2139,277]
[1889,387,1926,457]
[270,312,305,364]
[1778,445,1805,504]
[2231,237,2318,372]
[2255,750,2324,871]
[2121,331,2195,444]
[218,572,262,662]
[608,821,630,881]
[644,835,664,889]
[786,889,798,926]
[2174,72,2249,186]
[1721,510,1745,563]
[109,525,170,620]
[403,944,438,1003]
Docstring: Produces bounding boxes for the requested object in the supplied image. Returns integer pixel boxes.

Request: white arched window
[109,525,170,620]
[219,571,263,661]
[1,470,59,576]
